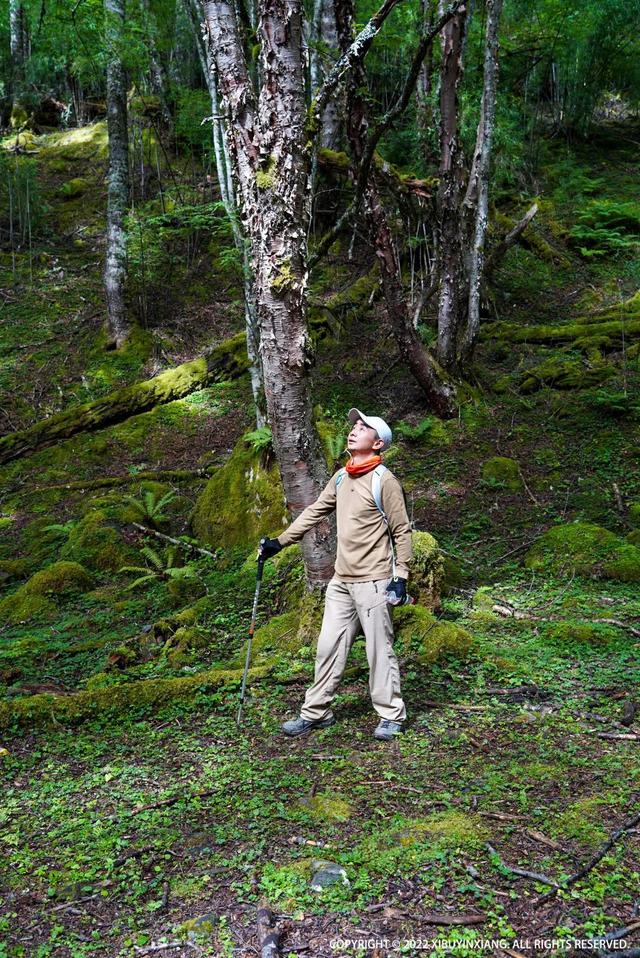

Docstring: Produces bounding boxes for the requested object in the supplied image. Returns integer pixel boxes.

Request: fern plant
[569,200,640,257]
[124,489,176,529]
[395,418,434,442]
[245,426,274,466]
[118,546,197,592]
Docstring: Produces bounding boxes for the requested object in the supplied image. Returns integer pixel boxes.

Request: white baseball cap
[348,408,393,451]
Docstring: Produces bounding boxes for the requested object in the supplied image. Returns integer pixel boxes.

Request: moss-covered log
[0,332,249,465]
[481,318,640,349]
[0,664,272,730]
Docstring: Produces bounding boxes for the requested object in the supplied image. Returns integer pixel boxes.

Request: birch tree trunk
[336,0,458,419]
[9,0,27,124]
[310,0,343,149]
[185,0,266,426]
[460,0,503,362]
[104,0,131,348]
[204,0,334,585]
[435,1,467,371]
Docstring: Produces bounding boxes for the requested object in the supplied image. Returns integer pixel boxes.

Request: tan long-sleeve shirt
[277,467,412,582]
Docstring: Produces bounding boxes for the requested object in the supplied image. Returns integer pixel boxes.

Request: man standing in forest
[259,409,412,741]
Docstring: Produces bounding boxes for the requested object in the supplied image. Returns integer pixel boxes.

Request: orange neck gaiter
[345,455,382,477]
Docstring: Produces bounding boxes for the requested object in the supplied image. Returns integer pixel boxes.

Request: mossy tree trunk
[203,0,337,585]
[104,0,131,348]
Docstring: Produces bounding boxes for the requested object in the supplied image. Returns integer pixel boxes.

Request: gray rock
[310,859,350,891]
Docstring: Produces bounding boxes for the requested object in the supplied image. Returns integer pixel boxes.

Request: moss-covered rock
[164,626,210,667]
[482,456,522,490]
[61,510,136,573]
[192,435,287,550]
[409,531,445,610]
[0,560,93,624]
[0,664,271,729]
[355,811,489,876]
[629,502,640,528]
[393,604,474,665]
[0,558,29,583]
[524,521,640,581]
[299,792,352,822]
[627,529,640,547]
[246,611,301,664]
[60,177,90,198]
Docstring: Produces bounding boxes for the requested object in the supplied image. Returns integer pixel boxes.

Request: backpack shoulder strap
[371,464,388,519]
[335,467,347,490]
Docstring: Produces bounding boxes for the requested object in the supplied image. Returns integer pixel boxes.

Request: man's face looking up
[347,418,383,456]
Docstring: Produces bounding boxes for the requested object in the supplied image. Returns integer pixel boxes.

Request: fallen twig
[486,843,562,888]
[596,732,639,740]
[422,912,486,925]
[535,806,640,907]
[598,618,640,639]
[131,523,218,560]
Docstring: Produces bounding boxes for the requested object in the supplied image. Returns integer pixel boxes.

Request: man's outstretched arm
[264,475,338,552]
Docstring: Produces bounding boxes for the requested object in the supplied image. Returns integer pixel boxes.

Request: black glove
[259,537,282,560]
[385,576,407,605]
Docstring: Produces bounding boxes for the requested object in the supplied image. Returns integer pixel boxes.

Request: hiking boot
[374,718,404,741]
[282,715,336,737]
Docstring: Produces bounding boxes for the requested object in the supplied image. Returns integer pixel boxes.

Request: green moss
[271,260,298,295]
[550,797,608,846]
[409,531,445,610]
[482,317,640,350]
[629,502,640,528]
[39,122,108,162]
[544,620,617,646]
[295,587,325,644]
[248,611,301,663]
[0,559,29,581]
[512,358,615,394]
[60,510,136,573]
[21,560,92,596]
[60,177,90,198]
[256,155,277,189]
[0,560,92,624]
[317,148,351,172]
[393,604,474,665]
[524,522,640,581]
[191,435,287,549]
[356,812,489,877]
[164,626,210,667]
[0,665,271,729]
[627,529,640,547]
[299,792,352,822]
[482,456,522,490]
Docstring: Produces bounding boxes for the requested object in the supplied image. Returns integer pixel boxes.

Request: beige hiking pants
[300,577,406,723]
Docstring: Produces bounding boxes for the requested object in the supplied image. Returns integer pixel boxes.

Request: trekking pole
[237,552,265,727]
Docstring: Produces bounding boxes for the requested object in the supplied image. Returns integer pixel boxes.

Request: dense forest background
[1,0,640,955]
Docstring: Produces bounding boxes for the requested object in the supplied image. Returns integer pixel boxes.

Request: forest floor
[0,119,639,958]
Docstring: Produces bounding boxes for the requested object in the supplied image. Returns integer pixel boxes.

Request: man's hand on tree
[259,537,283,560]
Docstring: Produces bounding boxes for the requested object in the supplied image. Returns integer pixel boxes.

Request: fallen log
[257,899,280,958]
[0,332,249,465]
